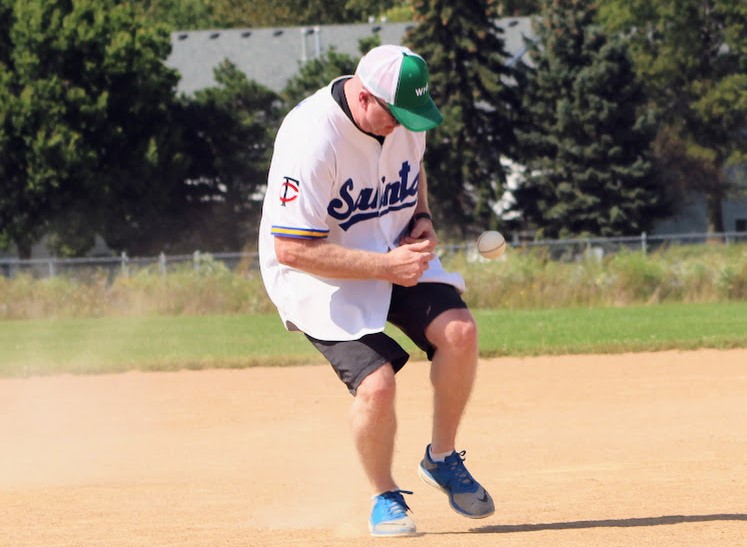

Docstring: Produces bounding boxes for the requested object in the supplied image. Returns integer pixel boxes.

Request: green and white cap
[356,45,443,132]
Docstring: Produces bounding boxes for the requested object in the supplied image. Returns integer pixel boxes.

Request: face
[365,92,400,136]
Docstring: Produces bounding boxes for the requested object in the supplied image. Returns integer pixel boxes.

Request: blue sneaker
[369,489,417,537]
[418,445,495,518]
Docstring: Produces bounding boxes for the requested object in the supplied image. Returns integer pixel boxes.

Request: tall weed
[0,255,274,319]
[451,243,747,309]
[1,244,745,319]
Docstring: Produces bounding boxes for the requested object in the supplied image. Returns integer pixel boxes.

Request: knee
[451,316,478,349]
[355,364,397,407]
[430,311,478,353]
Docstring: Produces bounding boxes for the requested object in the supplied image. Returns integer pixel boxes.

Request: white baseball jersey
[259,78,465,341]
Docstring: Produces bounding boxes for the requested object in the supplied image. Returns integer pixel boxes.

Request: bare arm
[275,237,434,287]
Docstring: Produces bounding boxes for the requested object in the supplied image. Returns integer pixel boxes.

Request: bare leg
[418,310,495,519]
[350,363,399,494]
[426,308,479,454]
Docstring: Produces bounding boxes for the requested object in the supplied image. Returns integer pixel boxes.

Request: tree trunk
[705,182,725,237]
[15,239,32,260]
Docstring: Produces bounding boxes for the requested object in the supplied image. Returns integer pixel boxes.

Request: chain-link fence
[0,251,259,280]
[504,231,747,261]
[1,231,746,280]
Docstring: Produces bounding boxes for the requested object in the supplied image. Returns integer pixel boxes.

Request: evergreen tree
[281,47,359,110]
[153,61,280,254]
[281,36,380,111]
[405,0,519,238]
[510,0,669,238]
[96,59,280,256]
[496,0,541,16]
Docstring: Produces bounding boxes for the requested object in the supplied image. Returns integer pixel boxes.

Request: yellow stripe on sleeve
[271,226,329,239]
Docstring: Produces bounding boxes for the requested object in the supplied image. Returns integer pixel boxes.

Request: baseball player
[259,44,494,537]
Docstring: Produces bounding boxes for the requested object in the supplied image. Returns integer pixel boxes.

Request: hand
[400,217,437,252]
[383,240,434,286]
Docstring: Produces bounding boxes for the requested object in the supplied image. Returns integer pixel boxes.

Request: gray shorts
[305,283,468,395]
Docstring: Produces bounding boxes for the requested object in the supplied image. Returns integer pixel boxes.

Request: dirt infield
[1,349,746,546]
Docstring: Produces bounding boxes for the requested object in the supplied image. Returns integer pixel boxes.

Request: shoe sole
[418,463,495,519]
[368,522,418,538]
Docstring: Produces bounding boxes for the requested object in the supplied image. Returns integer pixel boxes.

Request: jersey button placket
[376,149,393,251]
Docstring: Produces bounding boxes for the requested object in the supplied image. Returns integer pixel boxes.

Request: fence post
[193,250,200,274]
[641,232,647,255]
[159,252,167,276]
[48,257,56,278]
[121,252,129,277]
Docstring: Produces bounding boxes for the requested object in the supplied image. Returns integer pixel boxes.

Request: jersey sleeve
[265,120,336,240]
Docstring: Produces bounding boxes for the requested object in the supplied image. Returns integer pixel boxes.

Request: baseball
[477,230,506,259]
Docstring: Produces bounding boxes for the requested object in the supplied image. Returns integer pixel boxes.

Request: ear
[359,89,373,111]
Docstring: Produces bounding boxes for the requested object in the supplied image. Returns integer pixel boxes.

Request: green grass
[475,301,747,356]
[0,315,321,376]
[1,301,745,377]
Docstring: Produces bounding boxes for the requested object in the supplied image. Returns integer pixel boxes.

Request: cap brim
[389,98,443,132]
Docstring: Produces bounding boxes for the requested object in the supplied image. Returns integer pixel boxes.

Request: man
[258,44,494,537]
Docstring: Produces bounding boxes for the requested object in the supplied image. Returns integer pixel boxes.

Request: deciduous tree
[210,0,393,28]
[133,0,213,30]
[0,0,179,258]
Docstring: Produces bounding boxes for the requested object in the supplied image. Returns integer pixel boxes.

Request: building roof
[165,17,535,95]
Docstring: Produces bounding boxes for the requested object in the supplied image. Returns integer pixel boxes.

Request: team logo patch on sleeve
[280,176,300,206]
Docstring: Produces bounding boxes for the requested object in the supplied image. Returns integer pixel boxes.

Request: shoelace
[380,489,414,515]
[444,450,476,487]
